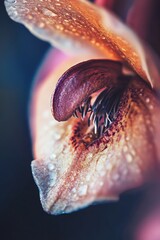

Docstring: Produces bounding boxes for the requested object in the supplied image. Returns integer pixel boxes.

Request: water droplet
[86,174,91,181]
[42,8,57,17]
[131,149,136,156]
[88,153,93,158]
[126,153,133,163]
[99,181,104,186]
[72,188,76,193]
[19,7,29,13]
[48,163,55,171]
[121,47,126,52]
[49,171,57,187]
[106,162,113,171]
[70,176,75,181]
[123,145,128,153]
[96,162,103,172]
[149,104,154,110]
[54,133,61,140]
[56,25,64,31]
[50,153,56,160]
[55,2,61,6]
[38,22,45,28]
[146,98,150,103]
[27,15,33,20]
[126,136,130,141]
[132,52,137,57]
[78,185,88,196]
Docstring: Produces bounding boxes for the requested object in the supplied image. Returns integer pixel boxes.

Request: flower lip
[52,59,122,122]
[31,68,160,215]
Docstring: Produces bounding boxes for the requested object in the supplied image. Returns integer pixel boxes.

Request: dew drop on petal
[38,22,45,28]
[49,171,57,187]
[50,153,56,160]
[48,163,55,171]
[149,104,154,110]
[126,153,133,163]
[72,188,76,193]
[106,162,113,171]
[99,181,104,186]
[86,174,91,182]
[123,145,128,153]
[78,185,88,197]
[126,136,130,141]
[146,97,150,103]
[42,8,57,17]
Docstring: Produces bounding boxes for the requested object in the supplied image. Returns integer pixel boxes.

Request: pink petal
[30,51,160,214]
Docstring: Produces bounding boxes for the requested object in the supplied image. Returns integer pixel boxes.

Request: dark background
[0,1,156,240]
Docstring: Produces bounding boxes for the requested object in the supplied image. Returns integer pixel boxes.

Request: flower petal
[30,53,160,214]
[5,0,160,88]
[52,59,122,121]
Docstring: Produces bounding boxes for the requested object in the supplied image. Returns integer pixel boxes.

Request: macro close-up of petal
[2,0,160,239]
[4,0,160,216]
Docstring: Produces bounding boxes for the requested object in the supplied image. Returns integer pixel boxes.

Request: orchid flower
[5,0,160,215]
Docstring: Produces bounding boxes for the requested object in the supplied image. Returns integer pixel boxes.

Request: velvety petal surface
[30,52,160,214]
[5,0,160,88]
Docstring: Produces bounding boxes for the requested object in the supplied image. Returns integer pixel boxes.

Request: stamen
[73,86,125,137]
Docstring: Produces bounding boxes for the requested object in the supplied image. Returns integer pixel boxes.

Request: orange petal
[5,0,160,88]
[30,55,160,214]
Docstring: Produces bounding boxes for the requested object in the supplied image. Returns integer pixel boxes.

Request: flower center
[73,85,126,138]
[52,59,132,145]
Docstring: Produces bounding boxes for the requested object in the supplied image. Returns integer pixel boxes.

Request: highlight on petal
[95,0,115,9]
[30,53,160,214]
[4,0,160,88]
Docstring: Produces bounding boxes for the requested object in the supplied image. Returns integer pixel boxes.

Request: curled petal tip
[52,59,122,121]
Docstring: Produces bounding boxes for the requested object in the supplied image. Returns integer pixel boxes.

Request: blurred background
[0,1,160,240]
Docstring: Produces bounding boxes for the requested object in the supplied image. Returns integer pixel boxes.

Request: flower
[5,0,160,214]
